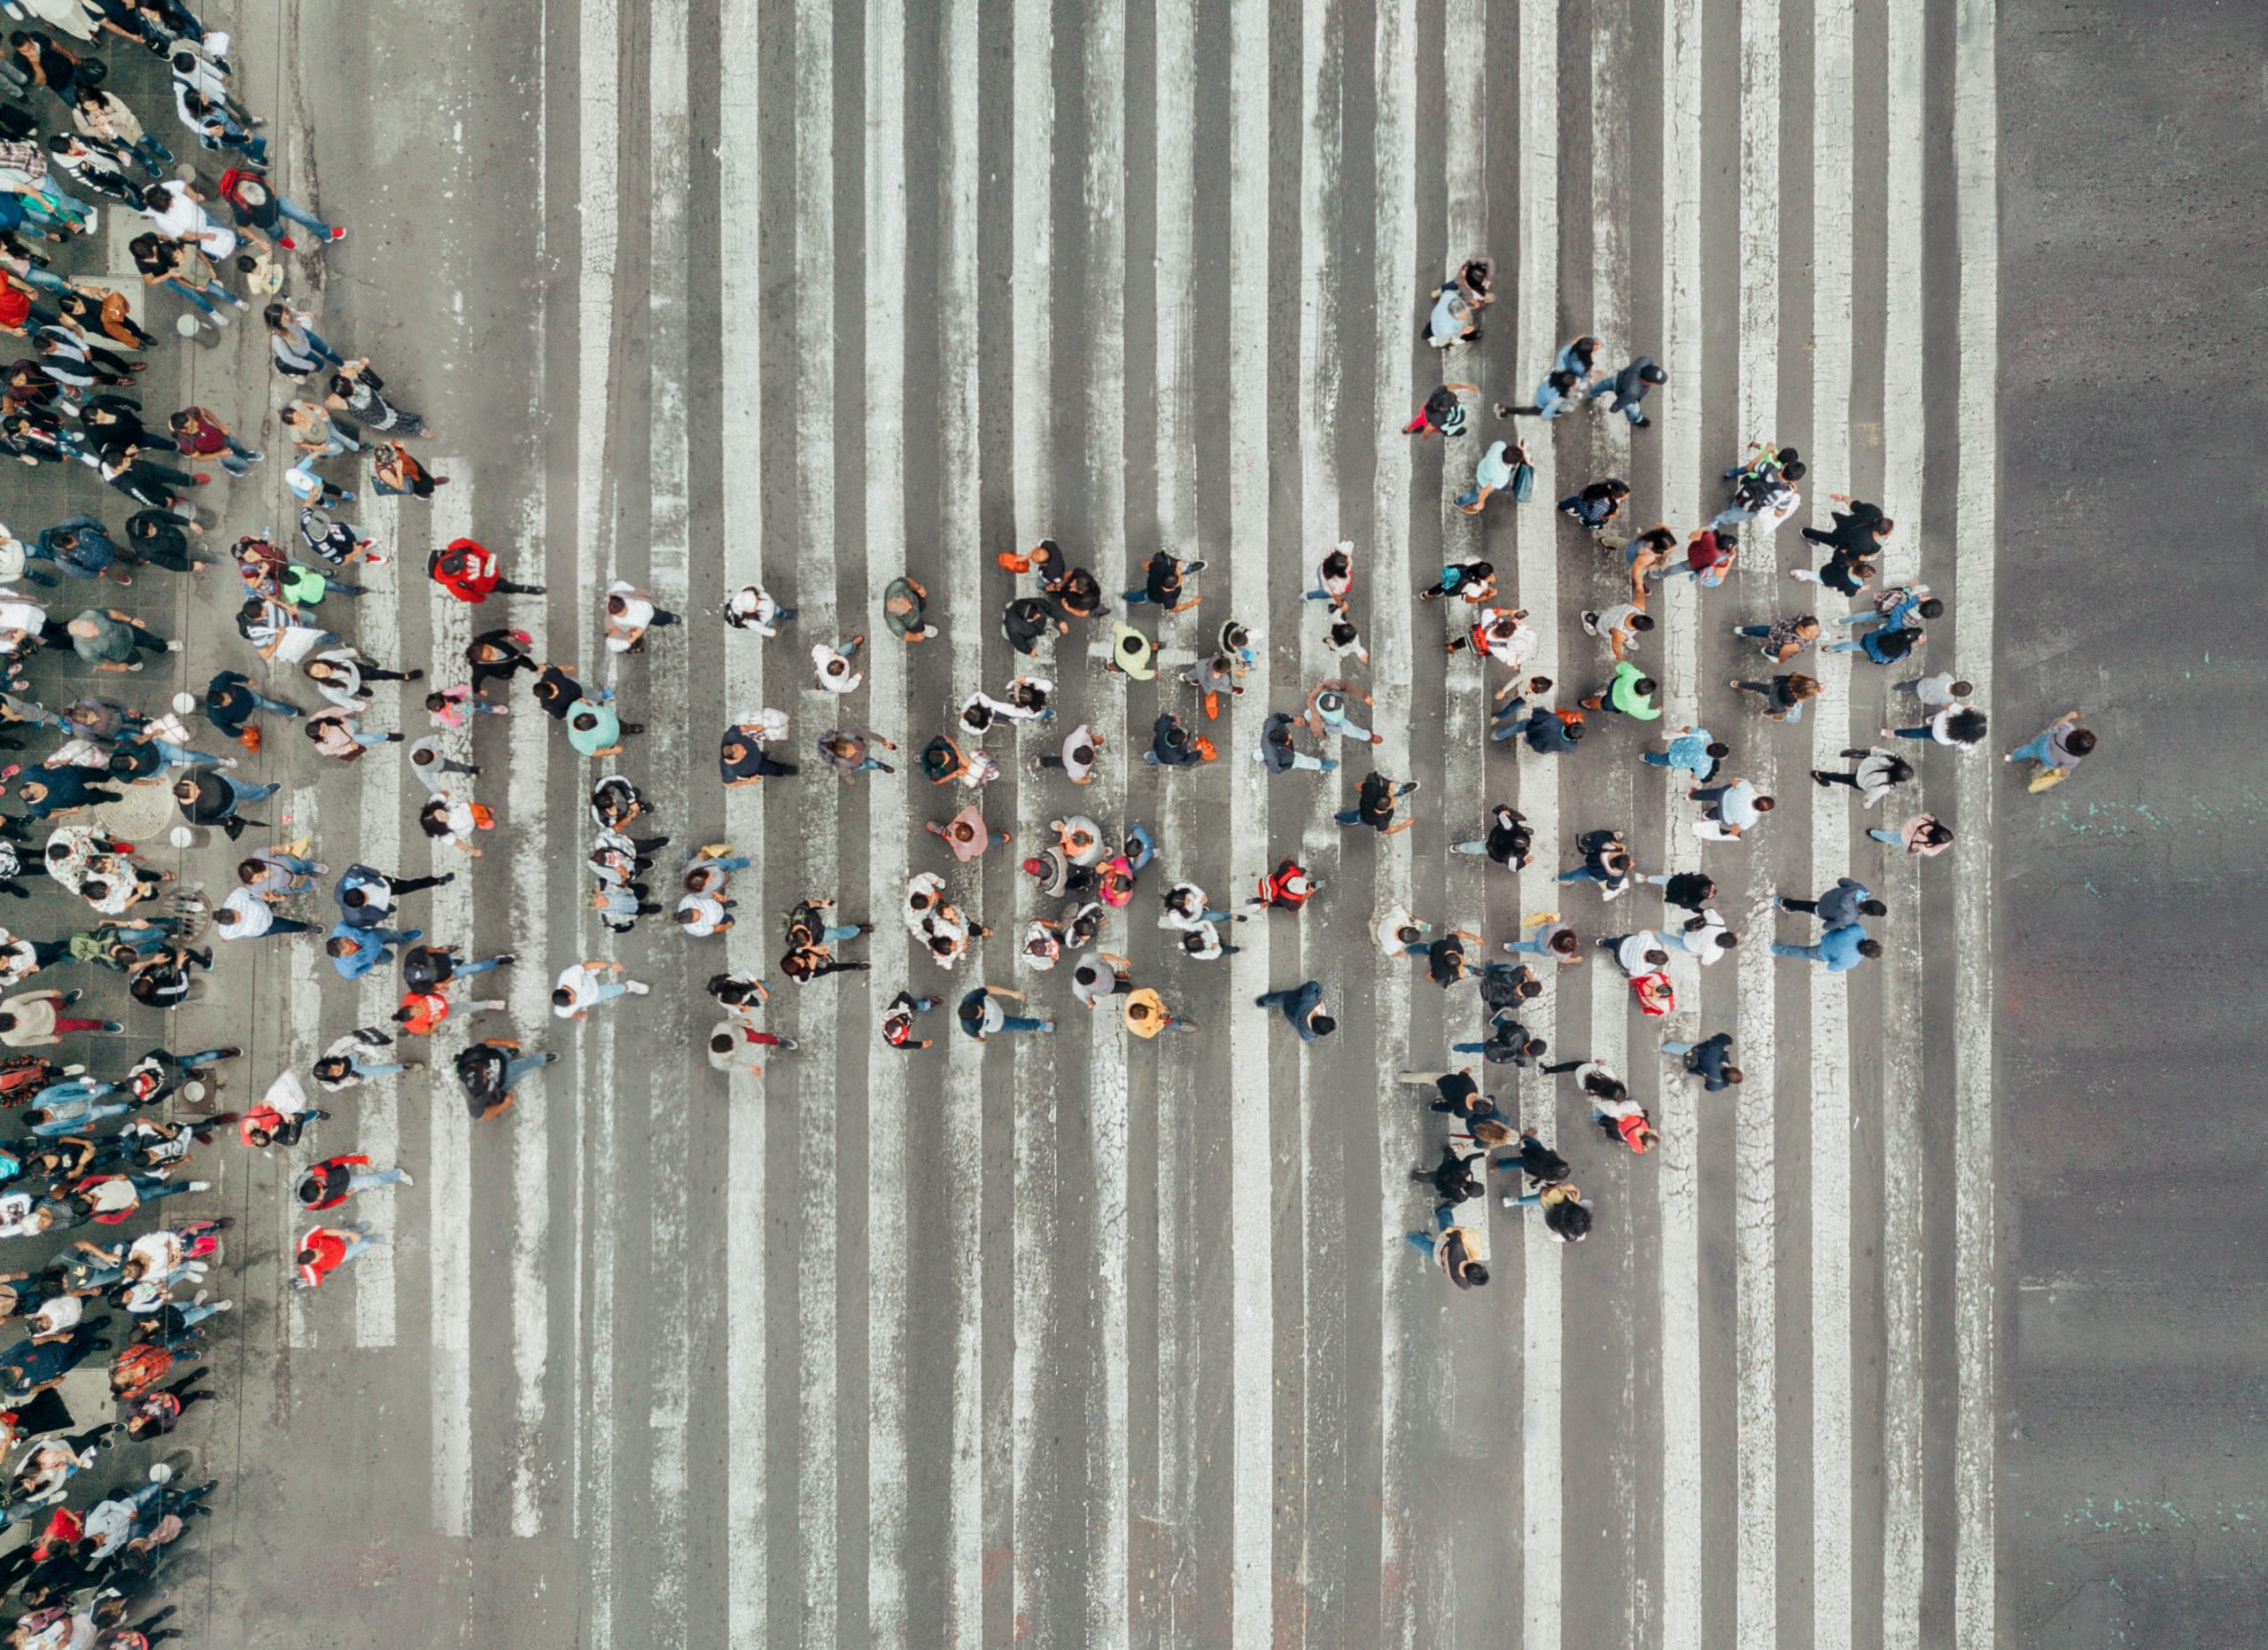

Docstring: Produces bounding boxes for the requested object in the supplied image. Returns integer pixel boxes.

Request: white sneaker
[166,640,183,652]
[625,980,650,995]
[209,1299,234,1311]
[187,1180,210,1192]
[394,1169,415,1188]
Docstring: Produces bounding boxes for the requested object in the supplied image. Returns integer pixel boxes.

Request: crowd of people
[0,6,2109,1632]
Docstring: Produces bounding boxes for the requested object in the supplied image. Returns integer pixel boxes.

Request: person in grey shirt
[1583,354,1668,426]
[1775,876,1887,927]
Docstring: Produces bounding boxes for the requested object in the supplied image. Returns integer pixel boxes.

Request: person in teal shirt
[1581,659,1660,722]
[566,696,641,760]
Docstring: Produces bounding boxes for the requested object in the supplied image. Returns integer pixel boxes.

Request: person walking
[1869,813,1954,856]
[1404,1207,1488,1288]
[1580,659,1660,722]
[1661,1031,1742,1091]
[1449,803,1531,868]
[2004,709,2095,790]
[880,992,939,1051]
[1776,876,1886,927]
[1810,746,1915,809]
[293,1226,382,1289]
[1734,613,1820,664]
[1769,922,1880,973]
[454,1039,555,1121]
[1641,723,1727,783]
[1122,549,1204,612]
[956,985,1052,1042]
[1583,354,1667,425]
[1335,771,1418,836]
[1255,979,1335,1041]
[1402,382,1477,440]
[294,1155,412,1210]
[1728,671,1821,723]
[551,959,651,1019]
[1689,778,1775,840]
[1503,911,1585,966]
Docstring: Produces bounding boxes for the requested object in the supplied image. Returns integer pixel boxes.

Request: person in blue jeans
[325,922,423,980]
[1768,923,1879,973]
[1255,980,1335,1041]
[957,985,1052,1042]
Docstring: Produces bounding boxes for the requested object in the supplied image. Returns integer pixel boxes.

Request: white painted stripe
[1734,0,1781,1636]
[570,0,622,1607]
[864,0,911,1638]
[793,2,841,1638]
[353,493,405,1352]
[1080,0,1130,1642]
[504,483,552,1538]
[718,0,766,1638]
[1293,0,1338,1626]
[1513,0,1561,1638]
[427,465,476,1542]
[1950,2,2000,1638]
[641,0,695,1631]
[1150,0,1197,1623]
[936,0,985,1638]
[574,0,622,1604]
[1008,0,1056,1638]
[282,780,322,1356]
[1876,1,1928,1639]
[1226,2,1272,1644]
[1655,0,1705,1642]
[1371,4,1423,1642]
[1808,1,1856,1640]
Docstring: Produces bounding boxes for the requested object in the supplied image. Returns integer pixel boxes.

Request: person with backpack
[1410,1143,1486,1206]
[454,1038,553,1122]
[429,536,543,604]
[1449,802,1532,868]
[294,1155,410,1210]
[1662,1031,1742,1091]
[214,164,342,253]
[1405,1207,1488,1288]
[1507,1182,1592,1241]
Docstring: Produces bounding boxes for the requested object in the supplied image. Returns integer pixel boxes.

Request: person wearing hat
[1304,678,1383,747]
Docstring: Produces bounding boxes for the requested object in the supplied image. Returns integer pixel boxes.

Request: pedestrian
[818,727,897,782]
[1810,746,1915,808]
[1335,770,1418,836]
[723,583,795,635]
[294,1155,411,1210]
[371,440,445,499]
[1580,659,1660,722]
[1669,907,1738,966]
[1122,549,1203,612]
[1449,803,1532,868]
[1410,1143,1486,1205]
[956,984,1052,1042]
[1647,525,1738,587]
[1302,541,1354,607]
[1641,723,1728,784]
[311,1027,420,1092]
[1418,559,1498,603]
[1825,613,1927,666]
[1492,1127,1572,1190]
[464,627,537,696]
[1769,922,1879,972]
[1777,876,1885,926]
[1453,439,1526,514]
[1583,354,1667,425]
[67,607,178,673]
[428,537,543,604]
[1597,929,1672,979]
[292,1226,382,1289]
[1303,680,1381,747]
[1504,1182,1592,1241]
[1503,912,1584,966]
[1557,828,1640,899]
[928,805,1007,863]
[454,1038,554,1121]
[1421,274,1480,348]
[1728,672,1821,723]
[1405,1206,1488,1288]
[719,715,797,786]
[1558,476,1630,534]
[1123,986,1196,1037]
[1799,491,1894,559]
[1661,1031,1742,1091]
[1869,813,1954,856]
[811,634,866,694]
[880,992,939,1051]
[1253,711,1337,776]
[324,357,429,440]
[1255,979,1335,1041]
[1733,613,1820,664]
[167,405,259,476]
[2004,709,2094,791]
[552,959,650,1019]
[1689,777,1775,840]
[1144,710,1213,767]
[1402,382,1476,440]
[1033,720,1101,782]
[216,166,344,253]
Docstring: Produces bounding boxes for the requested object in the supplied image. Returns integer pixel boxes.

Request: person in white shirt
[142,177,237,261]
[1371,901,1428,959]
[552,958,649,1019]
[1597,930,1671,979]
[811,635,865,694]
[211,885,313,940]
[1670,907,1737,965]
[722,584,794,635]
[1811,745,1915,809]
[603,580,679,653]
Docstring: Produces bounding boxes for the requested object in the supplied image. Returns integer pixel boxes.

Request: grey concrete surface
[0,0,2118,1646]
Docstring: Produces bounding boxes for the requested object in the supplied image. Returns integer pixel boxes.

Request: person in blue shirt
[1642,724,1728,783]
[1769,922,1880,973]
[1255,979,1335,1041]
[325,922,422,980]
[1775,877,1887,928]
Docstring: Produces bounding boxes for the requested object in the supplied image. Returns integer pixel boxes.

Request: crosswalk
[203,0,2009,1644]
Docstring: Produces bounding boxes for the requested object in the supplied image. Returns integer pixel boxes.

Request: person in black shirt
[464,627,537,695]
[1410,1143,1486,1205]
[203,668,301,743]
[1122,549,1204,613]
[1336,770,1418,836]
[718,723,796,786]
[1450,802,1530,867]
[1662,1031,1742,1092]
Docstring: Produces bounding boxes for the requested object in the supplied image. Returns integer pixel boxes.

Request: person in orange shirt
[293,1226,381,1289]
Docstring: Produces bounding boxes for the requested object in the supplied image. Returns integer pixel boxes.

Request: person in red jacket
[1252,857,1323,914]
[294,1155,410,1210]
[293,1226,382,1289]
[430,537,546,604]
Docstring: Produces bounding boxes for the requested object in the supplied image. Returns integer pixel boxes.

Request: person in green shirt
[278,560,366,608]
[66,609,176,673]
[1580,659,1661,722]
[566,696,641,760]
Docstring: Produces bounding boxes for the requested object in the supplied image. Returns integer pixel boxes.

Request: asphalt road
[0,0,2199,1646]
